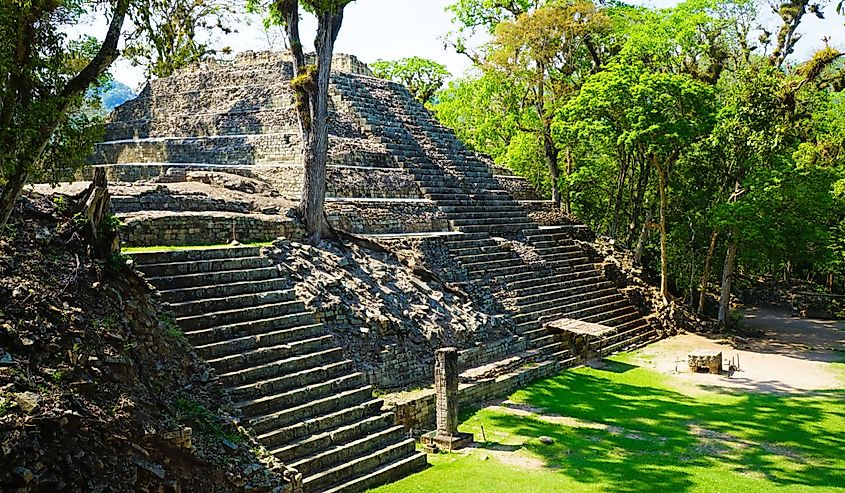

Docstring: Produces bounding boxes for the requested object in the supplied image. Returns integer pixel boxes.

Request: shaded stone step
[513,294,625,325]
[196,323,325,360]
[140,257,271,278]
[512,278,612,305]
[516,287,618,315]
[131,245,262,265]
[452,251,515,264]
[167,289,296,318]
[457,223,535,234]
[218,345,345,388]
[147,266,281,290]
[301,436,416,492]
[272,412,394,464]
[592,309,643,328]
[187,310,316,346]
[461,257,524,273]
[319,451,428,493]
[237,372,366,418]
[502,264,600,288]
[580,304,638,325]
[450,216,532,227]
[210,334,334,374]
[258,398,384,450]
[290,423,404,477]
[250,385,374,434]
[176,301,307,331]
[228,359,353,402]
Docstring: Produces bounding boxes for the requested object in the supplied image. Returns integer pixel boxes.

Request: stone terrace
[87,51,663,492]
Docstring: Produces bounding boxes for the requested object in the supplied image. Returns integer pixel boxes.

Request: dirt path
[636,307,844,394]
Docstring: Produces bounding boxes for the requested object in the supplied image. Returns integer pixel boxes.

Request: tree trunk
[610,151,629,241]
[657,163,669,304]
[697,230,719,314]
[628,159,650,245]
[75,167,118,257]
[718,235,738,324]
[279,1,346,245]
[562,147,573,215]
[0,164,28,232]
[634,209,652,265]
[535,62,561,208]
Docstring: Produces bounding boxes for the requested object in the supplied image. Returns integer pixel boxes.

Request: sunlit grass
[122,241,273,254]
[371,353,845,493]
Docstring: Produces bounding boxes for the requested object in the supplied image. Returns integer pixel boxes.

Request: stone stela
[421,348,473,452]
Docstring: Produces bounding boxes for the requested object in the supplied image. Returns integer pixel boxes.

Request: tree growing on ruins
[257,0,354,245]
[124,0,238,79]
[371,57,451,105]
[0,0,131,235]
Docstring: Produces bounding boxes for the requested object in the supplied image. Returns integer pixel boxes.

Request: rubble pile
[267,237,516,380]
[0,194,292,493]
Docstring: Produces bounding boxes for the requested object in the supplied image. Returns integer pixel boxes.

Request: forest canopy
[434,0,845,320]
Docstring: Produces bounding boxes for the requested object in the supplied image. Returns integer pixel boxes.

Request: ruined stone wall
[389,360,563,430]
[325,200,449,235]
[90,134,301,166]
[121,212,301,246]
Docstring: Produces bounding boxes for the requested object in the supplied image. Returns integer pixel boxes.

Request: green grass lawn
[372,354,845,493]
[121,242,273,254]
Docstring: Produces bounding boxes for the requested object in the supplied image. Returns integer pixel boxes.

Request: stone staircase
[132,246,426,493]
[332,74,658,359]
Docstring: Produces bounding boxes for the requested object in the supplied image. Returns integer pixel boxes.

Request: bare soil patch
[635,307,844,394]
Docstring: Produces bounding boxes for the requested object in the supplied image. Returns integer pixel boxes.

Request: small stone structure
[688,350,723,374]
[421,348,473,452]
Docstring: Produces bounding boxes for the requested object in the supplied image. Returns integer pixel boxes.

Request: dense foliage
[371,57,451,104]
[436,0,845,320]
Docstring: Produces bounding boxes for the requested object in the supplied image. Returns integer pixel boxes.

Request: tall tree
[0,0,131,234]
[490,0,610,210]
[269,0,354,245]
[371,57,451,105]
[124,0,237,79]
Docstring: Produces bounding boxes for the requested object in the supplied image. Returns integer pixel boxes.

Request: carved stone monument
[421,348,473,452]
[688,349,723,374]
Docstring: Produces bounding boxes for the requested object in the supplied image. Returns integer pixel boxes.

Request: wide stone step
[301,436,416,492]
[439,205,524,214]
[238,372,366,418]
[452,250,515,264]
[176,301,307,331]
[196,323,325,360]
[271,412,395,464]
[209,334,334,374]
[503,264,599,288]
[445,210,528,221]
[591,309,642,328]
[450,216,532,227]
[515,287,618,314]
[131,246,262,265]
[139,256,271,277]
[461,257,524,272]
[512,279,613,305]
[250,385,374,434]
[258,398,384,450]
[218,346,345,388]
[513,294,624,325]
[290,423,405,477]
[167,289,296,318]
[468,263,529,280]
[319,451,428,493]
[230,355,348,399]
[158,278,290,304]
[187,311,316,346]
[147,266,281,290]
[579,303,637,324]
[457,223,535,235]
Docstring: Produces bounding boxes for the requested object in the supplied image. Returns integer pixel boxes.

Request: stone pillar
[421,347,473,452]
[435,347,459,436]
